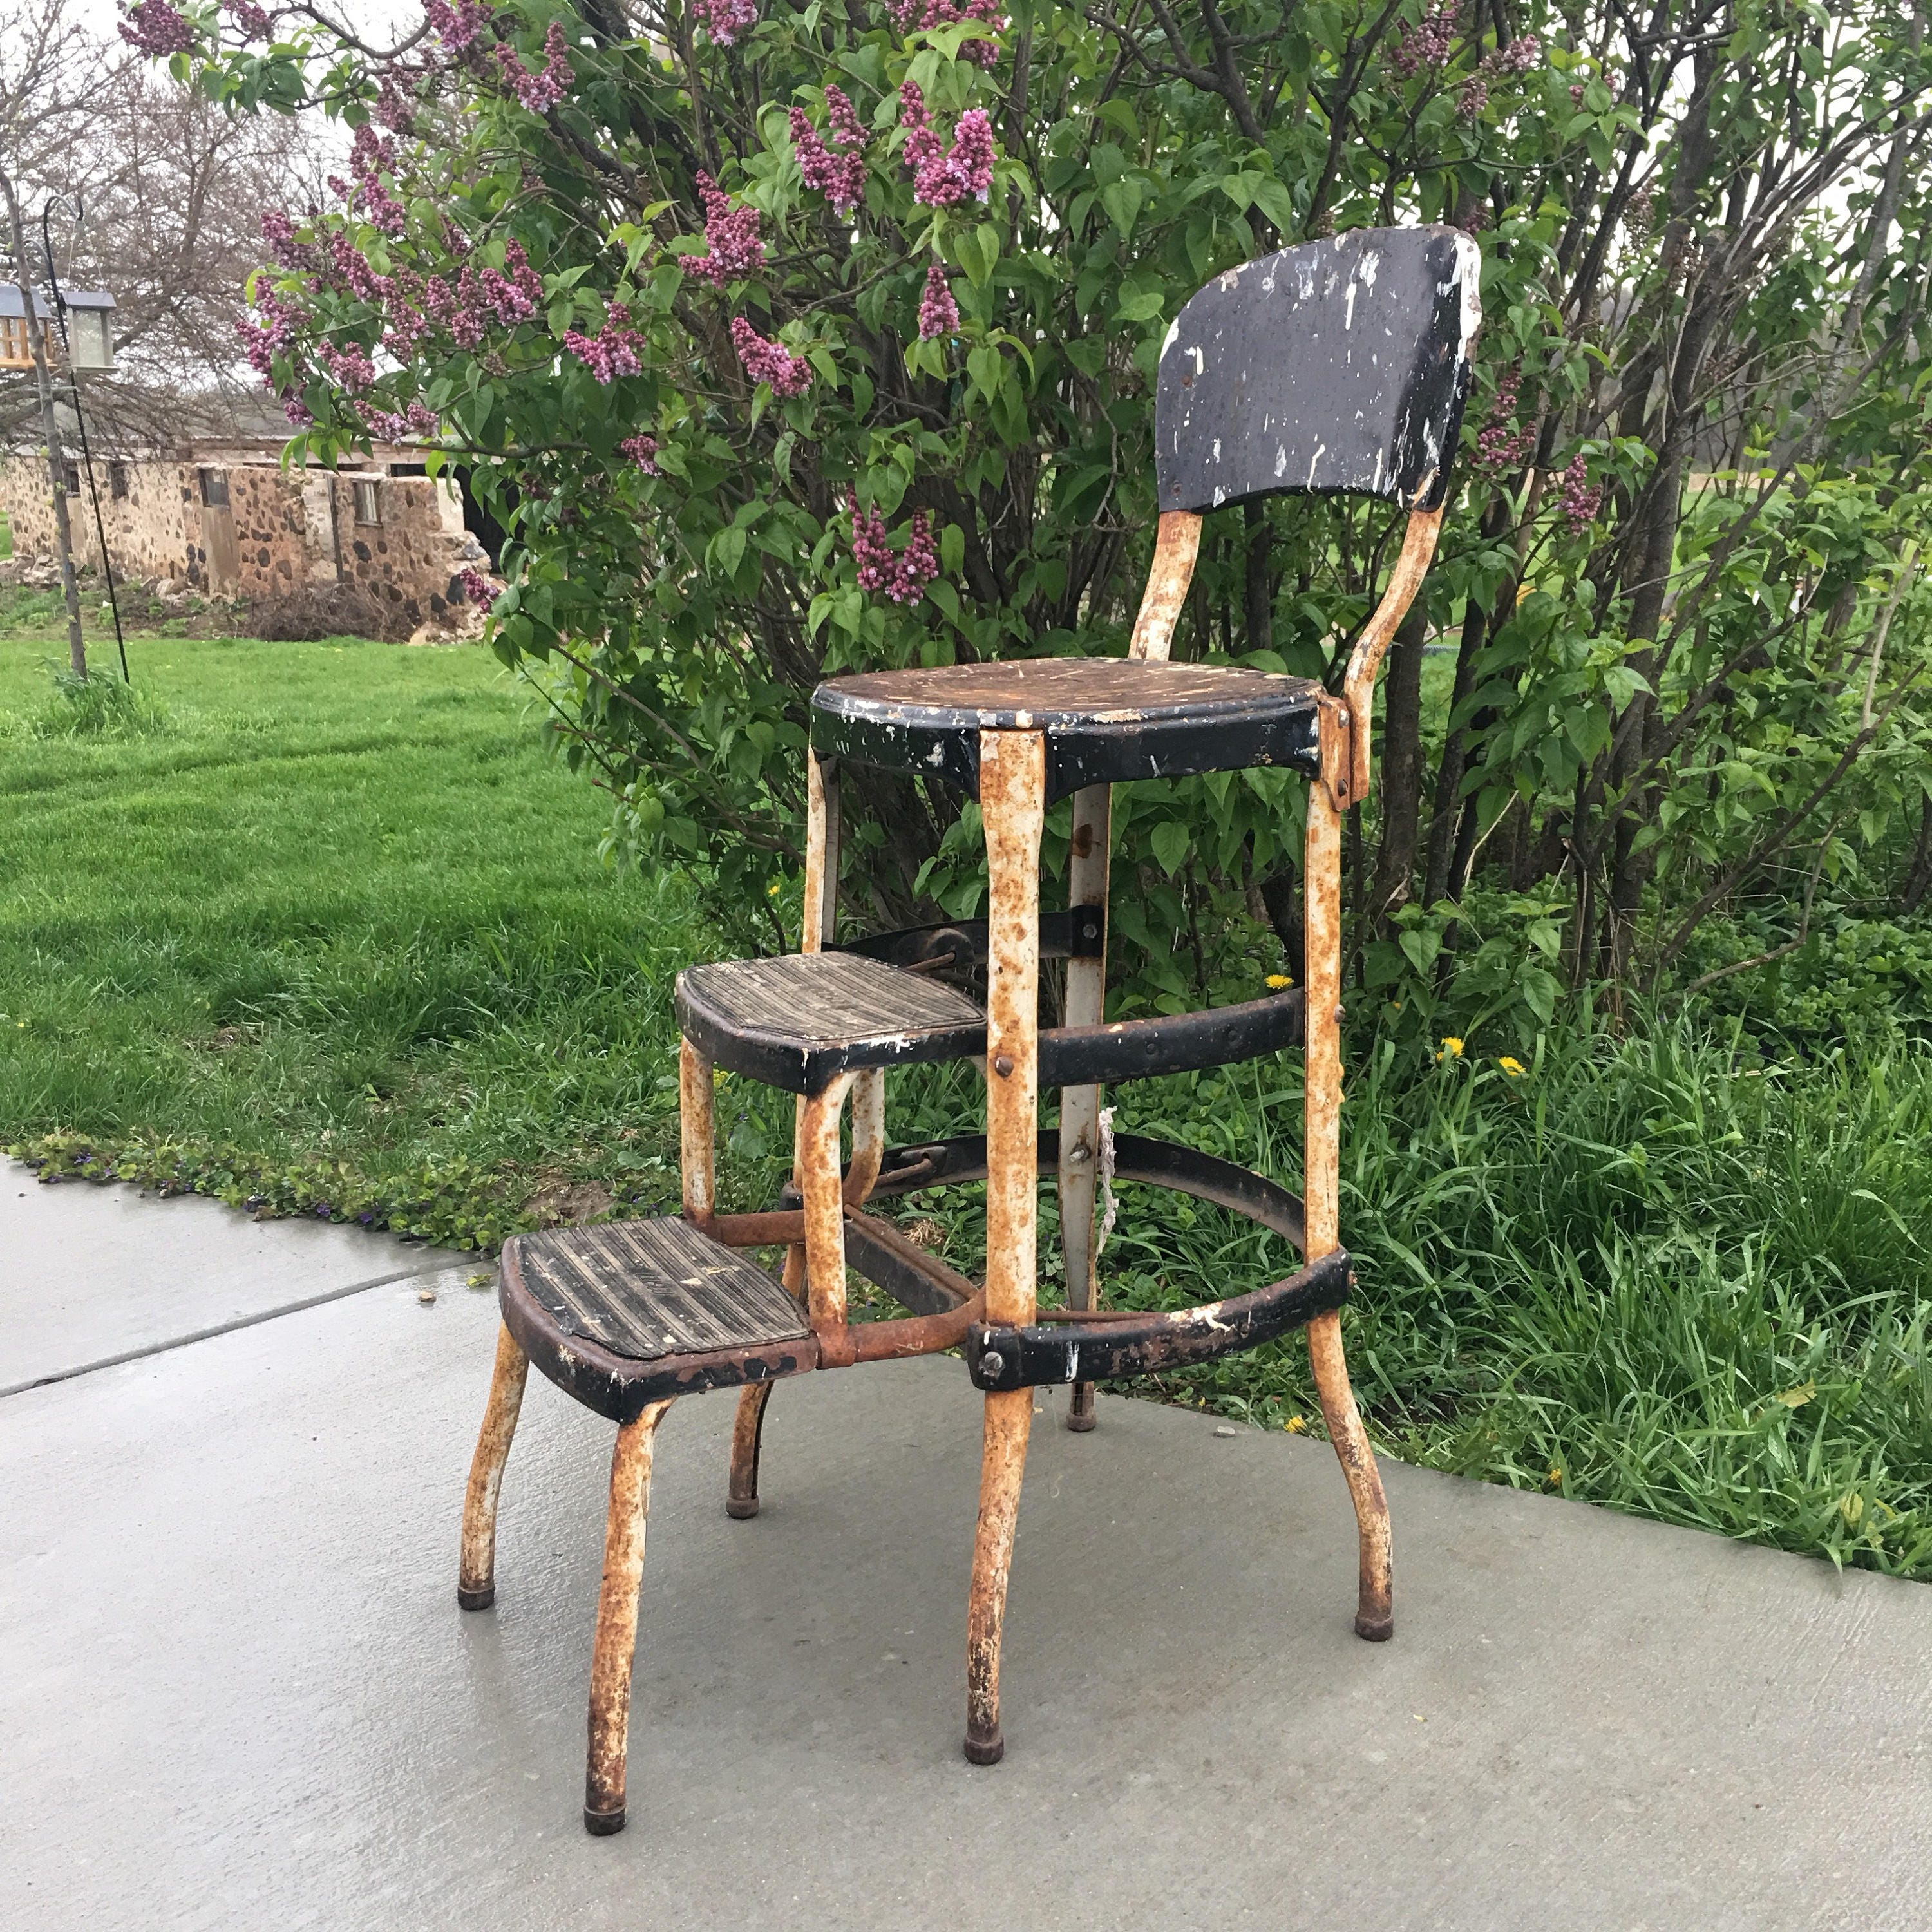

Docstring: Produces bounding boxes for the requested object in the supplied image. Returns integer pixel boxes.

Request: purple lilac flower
[689,0,758,44]
[367,402,440,439]
[1389,1,1455,80]
[917,264,959,339]
[283,393,314,426]
[225,0,270,39]
[1457,75,1488,118]
[318,341,377,392]
[620,434,659,473]
[1473,368,1533,471]
[562,303,645,383]
[458,567,497,607]
[493,21,573,114]
[261,209,312,269]
[375,74,419,135]
[677,175,764,285]
[790,91,867,215]
[898,84,996,207]
[849,497,939,603]
[1558,453,1601,531]
[424,0,492,51]
[730,317,812,397]
[887,0,1005,68]
[119,0,197,57]
[1500,34,1540,74]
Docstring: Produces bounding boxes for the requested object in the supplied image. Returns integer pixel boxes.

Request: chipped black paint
[810,658,1324,803]
[1155,225,1482,515]
[965,1247,1354,1391]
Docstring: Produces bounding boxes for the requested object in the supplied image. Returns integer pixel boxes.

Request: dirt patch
[522,1174,617,1227]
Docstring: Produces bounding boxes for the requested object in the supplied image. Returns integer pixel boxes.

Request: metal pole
[44,197,127,682]
[1,164,84,676]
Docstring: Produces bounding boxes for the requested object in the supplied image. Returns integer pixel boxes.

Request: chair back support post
[1128,511,1203,663]
[1338,506,1443,807]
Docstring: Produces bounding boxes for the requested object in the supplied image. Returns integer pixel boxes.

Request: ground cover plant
[5,630,1929,1580]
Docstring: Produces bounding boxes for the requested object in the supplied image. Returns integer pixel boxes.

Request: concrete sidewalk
[3,1173,1929,1930]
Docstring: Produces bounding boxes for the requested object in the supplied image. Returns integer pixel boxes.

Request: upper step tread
[676,953,985,1092]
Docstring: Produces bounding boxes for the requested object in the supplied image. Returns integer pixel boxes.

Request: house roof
[0,287,115,317]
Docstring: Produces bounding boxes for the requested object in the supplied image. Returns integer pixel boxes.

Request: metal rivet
[980,1350,1006,1379]
[993,1054,1015,1077]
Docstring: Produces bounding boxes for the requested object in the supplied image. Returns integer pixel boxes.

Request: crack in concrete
[0,1258,468,1399]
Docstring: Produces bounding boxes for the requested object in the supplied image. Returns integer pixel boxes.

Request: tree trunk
[1371,602,1429,923]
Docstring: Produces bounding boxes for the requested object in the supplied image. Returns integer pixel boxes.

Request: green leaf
[1150,819,1189,876]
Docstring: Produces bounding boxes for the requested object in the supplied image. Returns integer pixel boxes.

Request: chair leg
[1059,781,1112,1434]
[1302,721,1392,1642]
[727,1244,803,1518]
[458,1322,529,1610]
[584,1399,674,1836]
[1308,1309,1393,1640]
[967,729,1045,1765]
[727,1381,775,1519]
[964,1387,1034,1764]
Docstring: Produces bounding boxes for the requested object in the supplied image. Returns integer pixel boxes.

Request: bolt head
[980,1349,1006,1379]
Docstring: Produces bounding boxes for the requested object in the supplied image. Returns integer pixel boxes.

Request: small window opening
[109,460,129,502]
[199,468,229,509]
[61,459,81,496]
[388,462,428,477]
[353,478,383,524]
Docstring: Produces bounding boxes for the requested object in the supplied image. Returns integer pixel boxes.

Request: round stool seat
[811,658,1321,801]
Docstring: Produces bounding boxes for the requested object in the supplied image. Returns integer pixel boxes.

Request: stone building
[0,436,494,633]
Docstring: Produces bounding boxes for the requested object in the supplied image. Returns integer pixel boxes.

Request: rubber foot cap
[457,1585,495,1611]
[726,1497,760,1520]
[1354,1611,1394,1642]
[963,1728,1005,1766]
[583,1806,627,1837]
[1064,1410,1097,1434]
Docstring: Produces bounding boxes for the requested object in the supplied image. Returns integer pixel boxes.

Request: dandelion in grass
[1265,972,1293,990]
[1283,1414,1305,1434]
[1499,1055,1526,1077]
[1547,1466,1563,1486]
[1435,1036,1464,1062]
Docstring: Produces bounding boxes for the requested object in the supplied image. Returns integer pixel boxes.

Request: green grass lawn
[1,632,701,1247]
[5,626,1928,1581]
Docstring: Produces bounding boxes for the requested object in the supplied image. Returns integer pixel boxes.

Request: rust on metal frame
[1338,506,1442,808]
[799,1068,859,1361]
[1303,698,1393,1640]
[457,1321,530,1610]
[584,1397,674,1835]
[679,1037,715,1222]
[1128,510,1203,662]
[1057,782,1112,1431]
[965,728,1045,1765]
[844,1066,885,1205]
[732,748,842,1504]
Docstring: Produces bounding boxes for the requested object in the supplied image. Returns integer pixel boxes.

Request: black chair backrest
[1153,225,1481,517]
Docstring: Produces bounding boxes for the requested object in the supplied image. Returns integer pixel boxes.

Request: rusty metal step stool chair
[456,224,1482,1836]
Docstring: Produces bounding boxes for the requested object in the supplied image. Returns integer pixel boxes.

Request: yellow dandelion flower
[1435,1036,1464,1062]
[1546,1466,1563,1486]
[1499,1056,1526,1078]
[766,878,782,897]
[1283,1414,1307,1434]
[1265,973,1293,990]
